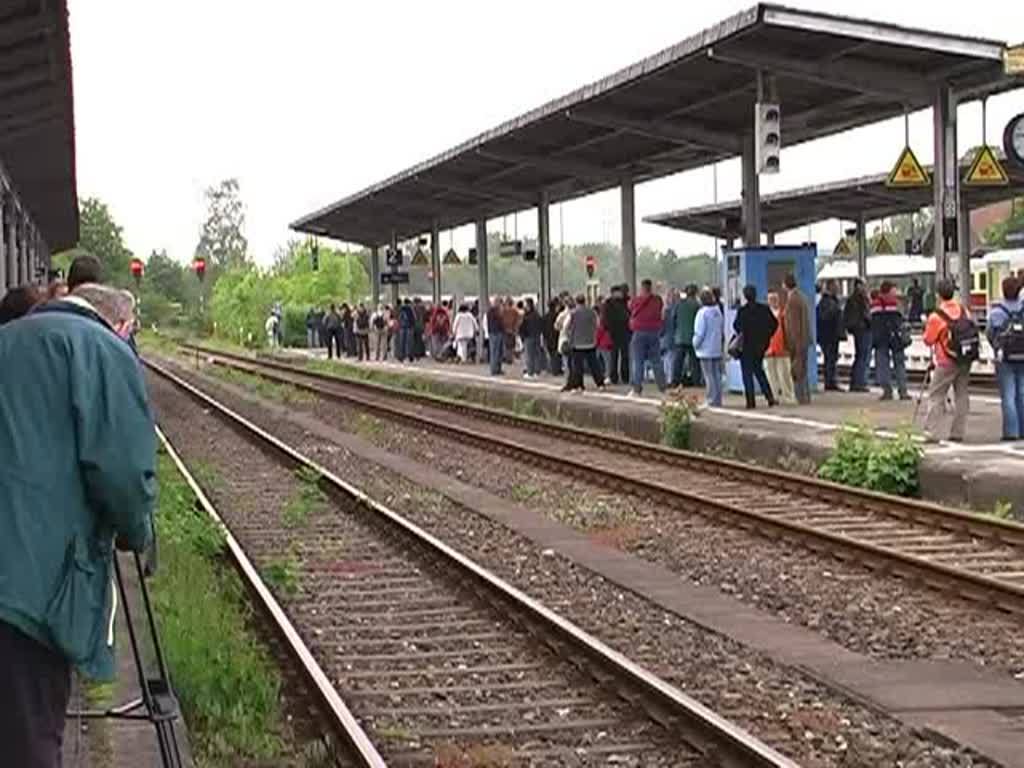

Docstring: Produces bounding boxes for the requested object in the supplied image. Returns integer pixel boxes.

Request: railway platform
[282,348,1024,514]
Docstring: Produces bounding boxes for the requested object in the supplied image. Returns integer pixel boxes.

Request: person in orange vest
[922,279,979,442]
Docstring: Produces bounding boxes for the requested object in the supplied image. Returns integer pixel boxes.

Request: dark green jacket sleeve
[73,338,156,552]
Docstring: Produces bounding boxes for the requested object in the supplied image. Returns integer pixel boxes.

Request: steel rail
[147,357,800,768]
[176,345,1024,615]
[181,343,1024,548]
[154,424,388,768]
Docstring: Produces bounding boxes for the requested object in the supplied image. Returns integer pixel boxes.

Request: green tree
[144,249,189,304]
[53,197,135,287]
[984,199,1024,247]
[195,178,249,272]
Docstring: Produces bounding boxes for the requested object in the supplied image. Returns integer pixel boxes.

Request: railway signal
[130,257,144,286]
[755,102,781,174]
[192,256,206,281]
[585,254,596,278]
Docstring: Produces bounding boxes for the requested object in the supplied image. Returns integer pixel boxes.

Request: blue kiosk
[721,244,818,393]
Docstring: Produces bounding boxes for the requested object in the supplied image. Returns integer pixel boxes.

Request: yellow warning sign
[873,232,895,255]
[832,237,851,257]
[963,145,1009,187]
[410,247,429,267]
[886,146,930,188]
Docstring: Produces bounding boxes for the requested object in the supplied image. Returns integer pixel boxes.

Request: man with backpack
[987,276,1024,441]
[922,279,979,442]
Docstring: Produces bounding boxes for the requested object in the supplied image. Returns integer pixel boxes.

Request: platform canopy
[292,3,1017,246]
[644,151,1024,239]
[0,0,78,251]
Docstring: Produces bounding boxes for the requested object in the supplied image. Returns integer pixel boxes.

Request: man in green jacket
[673,284,703,387]
[0,283,155,767]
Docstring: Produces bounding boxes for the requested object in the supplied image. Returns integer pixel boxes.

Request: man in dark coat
[817,279,845,391]
[603,284,630,384]
[0,283,155,767]
[843,279,872,392]
[733,284,778,408]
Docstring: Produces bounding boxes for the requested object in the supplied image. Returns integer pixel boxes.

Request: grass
[282,467,326,528]
[149,451,292,764]
[261,548,303,596]
[208,364,314,405]
[351,412,386,439]
[509,482,539,503]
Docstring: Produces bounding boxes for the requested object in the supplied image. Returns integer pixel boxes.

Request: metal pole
[857,213,868,279]
[0,193,7,293]
[475,219,488,362]
[389,231,399,307]
[959,189,972,305]
[6,198,17,291]
[538,190,551,308]
[742,132,761,247]
[621,177,636,294]
[430,221,441,305]
[932,86,957,281]
[370,245,381,307]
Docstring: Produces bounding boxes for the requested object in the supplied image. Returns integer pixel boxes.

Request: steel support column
[857,213,869,280]
[370,245,381,308]
[765,231,775,246]
[741,133,761,247]
[6,198,17,292]
[537,190,551,309]
[932,86,958,281]
[389,232,399,307]
[958,190,972,303]
[0,194,7,293]
[621,178,636,295]
[18,217,29,285]
[430,221,441,305]
[475,219,489,362]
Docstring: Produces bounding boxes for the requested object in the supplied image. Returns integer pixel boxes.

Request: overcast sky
[67,1,1022,265]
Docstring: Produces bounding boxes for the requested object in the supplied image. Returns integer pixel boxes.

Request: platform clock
[1005,112,1024,168]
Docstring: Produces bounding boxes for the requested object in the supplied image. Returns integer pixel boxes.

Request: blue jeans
[874,342,907,397]
[850,329,872,389]
[700,358,723,407]
[524,336,542,375]
[630,330,666,394]
[489,333,504,375]
[398,328,414,361]
[996,361,1024,439]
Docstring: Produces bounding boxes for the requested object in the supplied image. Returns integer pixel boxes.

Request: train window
[979,273,987,292]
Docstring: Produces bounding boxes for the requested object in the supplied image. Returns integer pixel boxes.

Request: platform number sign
[386,247,403,268]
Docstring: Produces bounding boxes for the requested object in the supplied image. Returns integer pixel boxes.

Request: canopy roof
[293,3,1017,246]
[0,0,78,251]
[644,151,1024,238]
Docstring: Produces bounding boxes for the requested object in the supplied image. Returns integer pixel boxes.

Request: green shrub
[281,307,307,348]
[819,419,922,497]
[660,394,698,449]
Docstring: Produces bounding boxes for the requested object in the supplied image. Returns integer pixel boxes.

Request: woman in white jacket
[451,304,479,363]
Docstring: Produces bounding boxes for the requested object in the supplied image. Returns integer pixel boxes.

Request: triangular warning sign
[832,237,851,257]
[410,247,429,267]
[886,146,930,188]
[442,248,461,265]
[963,145,1009,187]
[873,232,895,255]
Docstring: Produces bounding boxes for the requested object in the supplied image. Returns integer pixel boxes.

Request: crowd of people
[299,270,1024,443]
[0,254,156,766]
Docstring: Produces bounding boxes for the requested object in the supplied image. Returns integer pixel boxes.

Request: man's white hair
[71,283,135,327]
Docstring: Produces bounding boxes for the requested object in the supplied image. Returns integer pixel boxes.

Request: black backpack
[373,313,386,330]
[936,306,980,366]
[993,305,1024,363]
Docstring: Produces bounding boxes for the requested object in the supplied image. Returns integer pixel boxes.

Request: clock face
[1007,113,1024,167]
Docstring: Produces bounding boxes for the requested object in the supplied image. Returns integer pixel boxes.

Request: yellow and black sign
[410,247,430,267]
[886,146,930,188]
[873,232,895,255]
[963,145,1009,187]
[832,237,851,257]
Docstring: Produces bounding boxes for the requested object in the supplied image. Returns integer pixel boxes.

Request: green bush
[661,394,698,450]
[281,307,307,348]
[818,420,922,497]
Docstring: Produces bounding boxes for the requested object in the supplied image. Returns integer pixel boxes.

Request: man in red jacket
[628,279,666,397]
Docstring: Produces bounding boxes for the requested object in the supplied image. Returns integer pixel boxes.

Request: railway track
[177,343,1024,617]
[148,358,797,768]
